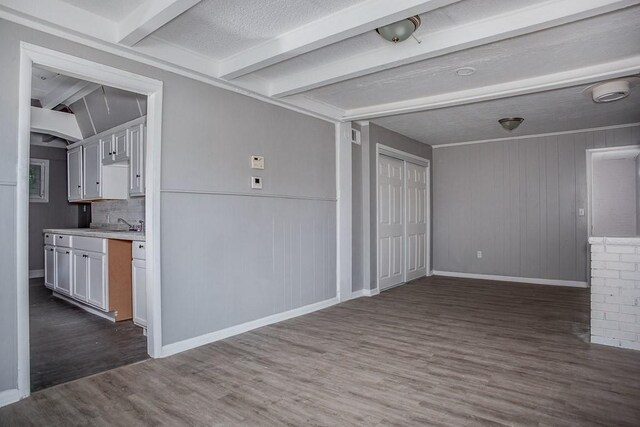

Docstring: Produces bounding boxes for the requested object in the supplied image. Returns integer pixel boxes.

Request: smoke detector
[586,78,638,103]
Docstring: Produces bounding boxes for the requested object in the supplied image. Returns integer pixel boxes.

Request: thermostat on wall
[251,155,265,169]
[251,176,263,189]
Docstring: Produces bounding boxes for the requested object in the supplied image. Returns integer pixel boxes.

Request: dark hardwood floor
[28,278,148,392]
[3,276,640,426]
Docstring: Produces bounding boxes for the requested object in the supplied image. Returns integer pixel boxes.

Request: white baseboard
[52,292,116,322]
[351,288,380,299]
[432,271,588,288]
[0,388,22,408]
[161,297,340,358]
[29,269,44,279]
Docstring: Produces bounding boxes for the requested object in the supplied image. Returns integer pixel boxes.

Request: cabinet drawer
[44,233,54,245]
[73,236,107,253]
[132,241,146,260]
[54,234,72,247]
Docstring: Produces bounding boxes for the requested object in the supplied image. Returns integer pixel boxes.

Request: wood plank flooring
[3,276,640,426]
[28,278,148,392]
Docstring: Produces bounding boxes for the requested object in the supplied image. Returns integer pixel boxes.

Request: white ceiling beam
[342,55,640,121]
[218,0,461,80]
[0,0,117,41]
[118,0,202,46]
[40,80,97,109]
[270,0,639,98]
[31,106,83,141]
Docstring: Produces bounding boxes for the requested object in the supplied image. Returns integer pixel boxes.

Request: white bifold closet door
[405,162,428,281]
[378,155,405,290]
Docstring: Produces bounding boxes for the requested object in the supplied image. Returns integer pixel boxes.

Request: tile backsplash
[91,198,145,228]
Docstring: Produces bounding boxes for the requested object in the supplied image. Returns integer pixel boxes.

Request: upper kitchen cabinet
[128,124,145,197]
[67,117,145,202]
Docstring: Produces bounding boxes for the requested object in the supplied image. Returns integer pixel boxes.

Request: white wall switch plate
[251,176,263,189]
[477,251,483,259]
[251,155,264,170]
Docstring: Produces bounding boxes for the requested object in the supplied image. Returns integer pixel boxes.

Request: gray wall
[28,145,80,271]
[592,156,637,236]
[351,123,432,292]
[0,18,336,394]
[636,154,640,233]
[433,125,640,282]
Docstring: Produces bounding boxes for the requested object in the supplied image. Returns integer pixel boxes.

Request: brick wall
[590,237,640,351]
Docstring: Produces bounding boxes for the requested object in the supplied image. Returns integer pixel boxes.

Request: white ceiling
[5,0,640,146]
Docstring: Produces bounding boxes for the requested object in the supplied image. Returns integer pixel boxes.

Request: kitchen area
[29,65,150,391]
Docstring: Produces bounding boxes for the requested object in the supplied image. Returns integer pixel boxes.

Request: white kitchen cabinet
[128,124,145,197]
[86,251,107,311]
[44,245,55,289]
[82,140,101,200]
[101,134,113,164]
[72,251,89,302]
[102,130,128,164]
[67,146,83,201]
[132,241,146,327]
[54,247,72,296]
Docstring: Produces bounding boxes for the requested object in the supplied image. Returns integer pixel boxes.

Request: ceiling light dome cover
[499,117,524,131]
[376,16,421,43]
[592,80,630,103]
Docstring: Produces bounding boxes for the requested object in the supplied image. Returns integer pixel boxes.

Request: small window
[29,158,49,203]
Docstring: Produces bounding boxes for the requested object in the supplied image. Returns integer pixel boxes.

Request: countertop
[43,228,145,241]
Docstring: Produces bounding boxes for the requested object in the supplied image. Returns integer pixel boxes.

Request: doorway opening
[376,144,431,292]
[17,44,163,399]
[587,145,640,238]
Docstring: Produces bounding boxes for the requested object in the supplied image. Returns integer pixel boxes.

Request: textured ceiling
[60,0,145,21]
[299,7,640,109]
[151,0,369,60]
[31,66,84,101]
[372,83,640,146]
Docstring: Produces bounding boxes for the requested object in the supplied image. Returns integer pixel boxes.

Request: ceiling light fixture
[499,117,524,132]
[455,67,476,76]
[376,16,421,43]
[591,80,630,103]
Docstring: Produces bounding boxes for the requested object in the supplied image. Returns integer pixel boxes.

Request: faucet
[117,218,135,231]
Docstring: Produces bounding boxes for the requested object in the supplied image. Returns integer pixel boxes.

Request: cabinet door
[44,246,55,289]
[83,141,102,200]
[101,135,114,164]
[54,248,72,296]
[87,252,107,310]
[113,130,129,162]
[128,124,144,196]
[72,251,89,302]
[67,147,83,201]
[132,259,147,327]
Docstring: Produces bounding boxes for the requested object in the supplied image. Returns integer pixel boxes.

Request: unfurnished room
[0,0,639,425]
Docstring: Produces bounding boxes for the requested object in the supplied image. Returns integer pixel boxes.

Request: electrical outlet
[578,208,585,216]
[251,155,264,170]
[251,176,263,189]
[477,251,483,259]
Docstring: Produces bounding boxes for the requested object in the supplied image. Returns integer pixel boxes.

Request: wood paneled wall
[433,125,640,282]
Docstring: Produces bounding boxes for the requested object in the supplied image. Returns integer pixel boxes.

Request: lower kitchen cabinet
[44,245,55,289]
[72,250,107,310]
[54,247,72,296]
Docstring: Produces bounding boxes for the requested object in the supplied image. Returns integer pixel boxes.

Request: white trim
[0,389,22,408]
[161,297,340,357]
[432,122,640,148]
[16,43,164,402]
[336,122,353,302]
[0,7,340,123]
[375,143,431,293]
[352,287,380,298]
[52,292,117,322]
[160,188,336,202]
[28,269,44,279]
[432,271,588,288]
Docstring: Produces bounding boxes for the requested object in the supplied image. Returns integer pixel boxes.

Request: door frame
[16,43,164,400]
[375,144,431,293]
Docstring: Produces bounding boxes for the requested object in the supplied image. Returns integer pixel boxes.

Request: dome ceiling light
[499,117,524,132]
[376,16,421,43]
[583,77,638,103]
[455,67,476,76]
